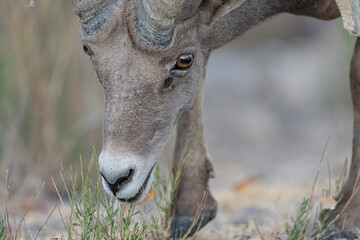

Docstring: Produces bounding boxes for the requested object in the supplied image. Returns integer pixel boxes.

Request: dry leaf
[320,196,338,210]
[233,177,258,193]
[136,186,154,206]
[51,236,65,240]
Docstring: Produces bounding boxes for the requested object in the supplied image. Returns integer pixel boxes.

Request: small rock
[230,206,273,226]
[232,234,251,240]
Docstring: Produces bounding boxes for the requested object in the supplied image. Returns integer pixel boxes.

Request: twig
[300,134,332,239]
[23,219,34,240]
[51,177,65,208]
[4,169,14,240]
[194,192,209,234]
[181,191,208,239]
[253,218,265,240]
[307,135,332,212]
[34,204,57,240]
[15,182,45,239]
[309,134,332,203]
[340,158,348,192]
[326,157,332,197]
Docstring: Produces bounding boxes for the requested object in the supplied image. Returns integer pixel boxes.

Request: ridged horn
[71,0,117,36]
[335,0,360,36]
[136,0,203,47]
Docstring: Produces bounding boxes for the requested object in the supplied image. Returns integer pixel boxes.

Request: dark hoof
[171,209,217,239]
[322,227,358,240]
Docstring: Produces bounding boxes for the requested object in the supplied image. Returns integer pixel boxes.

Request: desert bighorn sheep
[70,0,360,237]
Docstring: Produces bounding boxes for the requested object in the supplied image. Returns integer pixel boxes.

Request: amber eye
[83,44,92,56]
[175,53,194,70]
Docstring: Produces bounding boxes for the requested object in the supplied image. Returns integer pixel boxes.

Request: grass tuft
[150,154,190,239]
[57,146,198,240]
[0,143,197,239]
[285,155,355,240]
[285,198,310,240]
[58,148,150,240]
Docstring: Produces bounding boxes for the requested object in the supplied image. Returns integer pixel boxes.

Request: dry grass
[284,138,360,240]
[0,144,208,240]
[1,144,358,240]
[0,0,103,197]
[0,169,57,240]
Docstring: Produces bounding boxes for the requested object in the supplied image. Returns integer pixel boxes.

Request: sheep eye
[83,44,92,56]
[175,53,194,70]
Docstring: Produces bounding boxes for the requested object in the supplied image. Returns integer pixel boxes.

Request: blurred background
[0,0,357,237]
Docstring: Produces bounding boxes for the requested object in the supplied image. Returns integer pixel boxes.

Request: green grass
[285,195,341,240]
[0,142,199,240]
[0,219,5,240]
[57,147,197,240]
[285,198,310,240]
[58,148,150,240]
[285,157,349,240]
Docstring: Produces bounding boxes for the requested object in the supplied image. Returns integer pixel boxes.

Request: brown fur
[336,38,360,228]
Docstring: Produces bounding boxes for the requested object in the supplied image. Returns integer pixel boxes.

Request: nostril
[101,169,135,196]
[128,168,134,179]
[113,169,132,187]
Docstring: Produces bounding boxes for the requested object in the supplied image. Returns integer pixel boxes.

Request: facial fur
[81,0,206,203]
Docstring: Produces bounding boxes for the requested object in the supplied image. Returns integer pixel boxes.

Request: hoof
[171,208,217,238]
[322,227,358,240]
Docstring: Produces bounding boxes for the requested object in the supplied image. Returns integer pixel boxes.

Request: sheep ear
[206,0,246,27]
[336,0,360,36]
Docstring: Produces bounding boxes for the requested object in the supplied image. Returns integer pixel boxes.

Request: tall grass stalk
[0,0,103,196]
[150,139,202,239]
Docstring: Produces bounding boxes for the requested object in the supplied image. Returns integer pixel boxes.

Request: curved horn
[71,0,116,36]
[136,0,203,47]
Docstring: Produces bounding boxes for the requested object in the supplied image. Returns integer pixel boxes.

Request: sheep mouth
[117,164,155,204]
